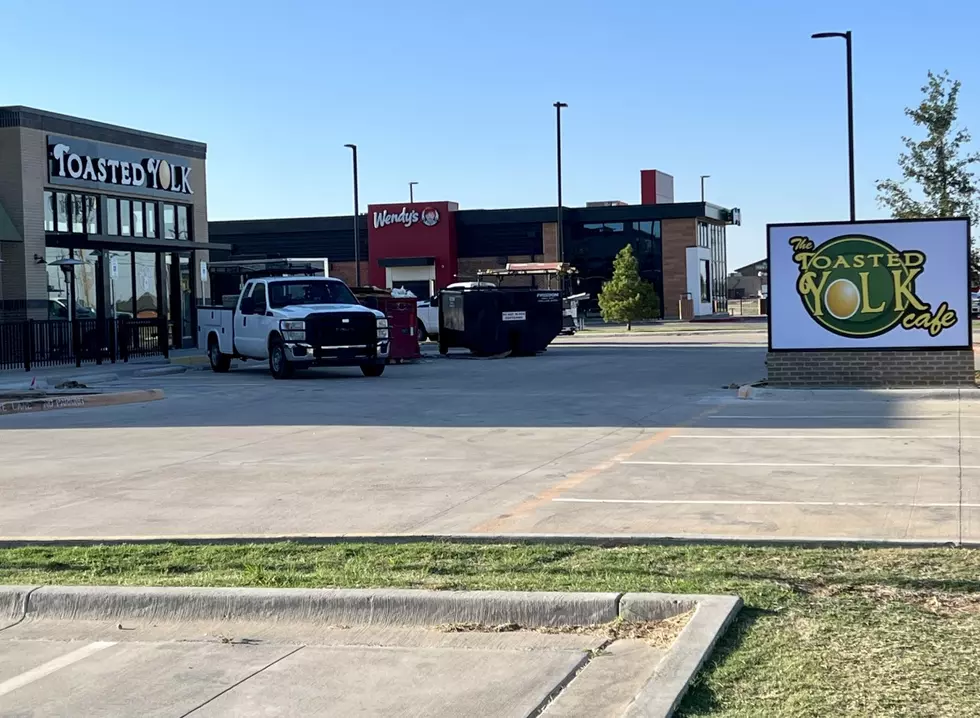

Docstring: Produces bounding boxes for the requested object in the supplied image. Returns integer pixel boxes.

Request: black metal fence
[0,318,169,371]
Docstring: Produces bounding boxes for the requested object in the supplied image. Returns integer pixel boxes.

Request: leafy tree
[598,244,660,330]
[875,70,980,284]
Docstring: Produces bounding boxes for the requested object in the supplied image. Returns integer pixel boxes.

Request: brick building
[0,106,227,348]
[210,169,741,321]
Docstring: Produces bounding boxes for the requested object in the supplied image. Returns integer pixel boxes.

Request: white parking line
[553,498,980,508]
[707,415,956,420]
[621,460,980,469]
[669,434,974,440]
[0,641,115,697]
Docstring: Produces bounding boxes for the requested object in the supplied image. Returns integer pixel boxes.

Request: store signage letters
[47,137,192,195]
[373,206,440,229]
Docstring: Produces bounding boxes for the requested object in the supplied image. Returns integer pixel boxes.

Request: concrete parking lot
[1,329,978,543]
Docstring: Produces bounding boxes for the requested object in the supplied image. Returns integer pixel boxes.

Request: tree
[598,244,660,330]
[875,70,980,285]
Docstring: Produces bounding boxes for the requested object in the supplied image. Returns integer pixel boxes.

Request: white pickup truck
[198,276,389,379]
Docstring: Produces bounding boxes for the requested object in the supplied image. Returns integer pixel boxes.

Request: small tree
[598,244,660,330]
[876,70,980,284]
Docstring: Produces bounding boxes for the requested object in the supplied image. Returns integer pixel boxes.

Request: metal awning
[378,256,435,268]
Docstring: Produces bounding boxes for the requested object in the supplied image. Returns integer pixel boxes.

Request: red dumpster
[351,287,421,363]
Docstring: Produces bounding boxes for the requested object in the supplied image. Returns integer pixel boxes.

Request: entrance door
[165,252,196,349]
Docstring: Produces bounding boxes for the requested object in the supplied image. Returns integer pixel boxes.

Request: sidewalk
[0,348,202,391]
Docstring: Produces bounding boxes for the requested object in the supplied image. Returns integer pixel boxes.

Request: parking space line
[622,460,979,469]
[553,498,980,508]
[707,415,957,420]
[0,641,116,698]
[669,434,974,440]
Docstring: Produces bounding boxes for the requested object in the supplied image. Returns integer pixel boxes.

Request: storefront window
[56,193,69,232]
[133,201,144,237]
[163,204,176,239]
[75,251,100,317]
[146,203,157,238]
[120,200,131,236]
[106,198,118,235]
[71,194,84,233]
[134,252,158,318]
[43,192,55,231]
[45,247,70,318]
[109,251,134,318]
[177,205,189,240]
[85,196,99,234]
[700,259,711,303]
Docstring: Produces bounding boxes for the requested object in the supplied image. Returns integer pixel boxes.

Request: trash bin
[438,287,562,356]
[353,288,421,362]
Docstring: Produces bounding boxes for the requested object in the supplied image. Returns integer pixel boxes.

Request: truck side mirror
[240,297,256,315]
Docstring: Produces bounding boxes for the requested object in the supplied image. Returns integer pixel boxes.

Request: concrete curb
[133,366,187,378]
[0,389,164,416]
[0,532,967,549]
[0,585,37,631]
[622,594,743,717]
[749,386,980,402]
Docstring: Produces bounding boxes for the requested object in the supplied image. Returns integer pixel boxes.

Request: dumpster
[437,287,562,356]
[352,287,421,362]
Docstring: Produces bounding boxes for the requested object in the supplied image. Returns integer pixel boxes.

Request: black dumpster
[438,288,562,356]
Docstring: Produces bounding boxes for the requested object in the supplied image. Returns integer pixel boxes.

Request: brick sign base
[766,350,975,387]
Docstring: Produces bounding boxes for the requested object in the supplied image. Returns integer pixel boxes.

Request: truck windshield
[267,281,358,308]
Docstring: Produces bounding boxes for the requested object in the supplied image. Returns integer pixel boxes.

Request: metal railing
[0,317,169,371]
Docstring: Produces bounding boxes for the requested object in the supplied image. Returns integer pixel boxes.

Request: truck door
[234,282,263,358]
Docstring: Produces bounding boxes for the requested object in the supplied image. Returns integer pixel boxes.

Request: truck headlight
[377,318,389,339]
[282,331,306,341]
[281,320,305,331]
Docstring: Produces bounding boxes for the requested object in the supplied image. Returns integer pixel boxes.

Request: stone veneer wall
[766,350,976,387]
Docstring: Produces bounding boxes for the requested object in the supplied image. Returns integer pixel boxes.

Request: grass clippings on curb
[1,542,979,718]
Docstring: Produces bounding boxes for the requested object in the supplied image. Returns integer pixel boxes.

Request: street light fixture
[553,101,568,264]
[812,30,856,221]
[409,181,418,204]
[700,175,710,203]
[343,144,362,287]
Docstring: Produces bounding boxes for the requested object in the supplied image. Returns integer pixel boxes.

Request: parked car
[971,291,980,318]
[198,276,389,379]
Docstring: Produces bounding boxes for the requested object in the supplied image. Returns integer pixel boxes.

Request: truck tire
[417,320,429,342]
[360,363,385,377]
[208,335,231,373]
[269,339,294,379]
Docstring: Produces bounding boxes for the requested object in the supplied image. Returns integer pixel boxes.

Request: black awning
[378,256,435,268]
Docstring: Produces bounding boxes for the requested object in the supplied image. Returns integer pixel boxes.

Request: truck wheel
[417,321,429,342]
[269,339,294,379]
[208,336,231,373]
[360,363,385,377]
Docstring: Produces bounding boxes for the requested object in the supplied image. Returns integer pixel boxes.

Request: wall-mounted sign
[768,218,971,350]
[47,135,193,198]
[373,206,440,229]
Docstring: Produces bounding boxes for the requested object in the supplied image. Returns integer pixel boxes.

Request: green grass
[2,542,979,717]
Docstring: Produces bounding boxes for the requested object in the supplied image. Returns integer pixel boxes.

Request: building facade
[211,170,739,320]
[0,107,227,348]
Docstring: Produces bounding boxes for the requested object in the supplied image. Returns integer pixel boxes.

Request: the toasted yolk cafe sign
[789,234,957,338]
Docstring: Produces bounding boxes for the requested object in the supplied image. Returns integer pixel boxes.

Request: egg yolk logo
[790,234,958,338]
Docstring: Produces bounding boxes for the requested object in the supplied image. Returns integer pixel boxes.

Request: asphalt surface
[2,330,979,543]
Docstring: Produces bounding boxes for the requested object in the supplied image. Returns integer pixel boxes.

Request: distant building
[728,258,767,299]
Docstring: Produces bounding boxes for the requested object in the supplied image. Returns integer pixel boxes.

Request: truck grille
[305,312,377,347]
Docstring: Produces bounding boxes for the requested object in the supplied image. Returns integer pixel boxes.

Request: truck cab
[198,277,389,379]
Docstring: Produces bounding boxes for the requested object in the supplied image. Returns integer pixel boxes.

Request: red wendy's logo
[421,207,440,227]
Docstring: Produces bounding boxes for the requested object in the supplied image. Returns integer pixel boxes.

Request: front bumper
[284,341,389,365]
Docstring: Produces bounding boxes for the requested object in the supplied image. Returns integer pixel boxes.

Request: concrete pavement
[1,330,979,543]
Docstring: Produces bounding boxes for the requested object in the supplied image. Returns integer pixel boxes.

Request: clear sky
[3,0,978,270]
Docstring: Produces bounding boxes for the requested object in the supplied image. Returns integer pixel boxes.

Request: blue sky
[3,0,978,270]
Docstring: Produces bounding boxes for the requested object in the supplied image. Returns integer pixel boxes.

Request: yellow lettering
[812,255,832,270]
[887,253,902,268]
[852,255,866,268]
[904,251,926,268]
[789,236,813,251]
[893,268,928,311]
[900,303,958,337]
[868,254,884,267]
[832,255,850,269]
[798,271,831,316]
[795,252,815,270]
[859,272,885,313]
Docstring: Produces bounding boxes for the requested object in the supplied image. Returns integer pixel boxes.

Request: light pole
[409,181,418,204]
[553,101,568,264]
[700,175,710,203]
[812,30,856,222]
[343,144,362,286]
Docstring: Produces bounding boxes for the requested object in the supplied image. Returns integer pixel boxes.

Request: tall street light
[343,144,362,286]
[409,181,418,204]
[553,102,568,264]
[700,175,710,203]
[812,30,856,222]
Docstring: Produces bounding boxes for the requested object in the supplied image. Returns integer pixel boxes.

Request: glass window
[120,199,131,236]
[85,195,99,234]
[146,202,157,238]
[177,205,189,240]
[71,194,84,233]
[250,282,267,312]
[163,204,176,239]
[106,198,118,235]
[700,259,711,303]
[45,247,71,318]
[109,251,134,318]
[43,191,55,231]
[268,280,358,308]
[75,250,99,317]
[56,193,69,232]
[132,201,144,237]
[134,252,158,318]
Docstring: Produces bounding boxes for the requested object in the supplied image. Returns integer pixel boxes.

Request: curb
[0,389,164,416]
[133,366,187,378]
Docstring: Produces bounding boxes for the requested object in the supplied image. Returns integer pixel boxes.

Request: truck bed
[197,306,235,354]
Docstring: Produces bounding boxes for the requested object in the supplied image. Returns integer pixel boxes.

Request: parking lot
[1,329,978,543]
